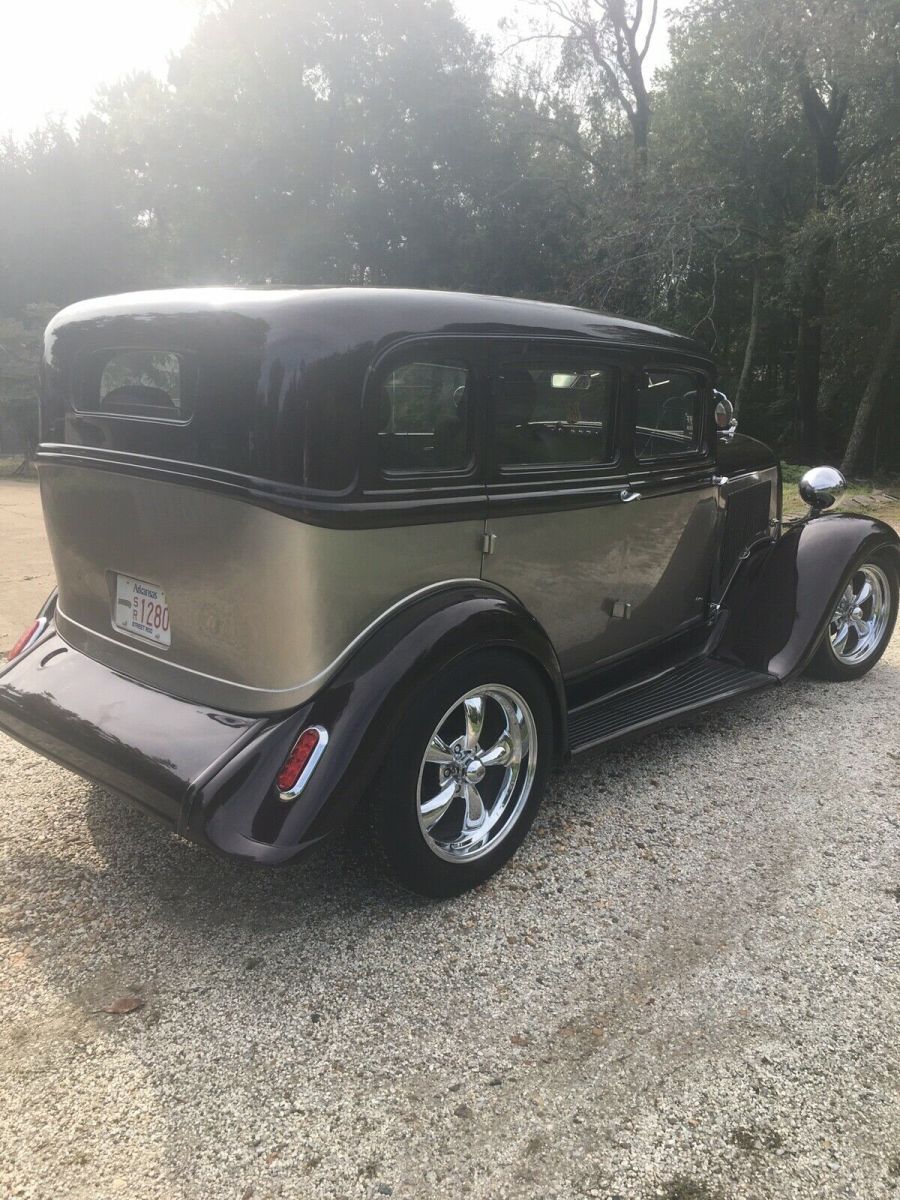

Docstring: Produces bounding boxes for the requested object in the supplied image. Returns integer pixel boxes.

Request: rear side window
[635,369,705,460]
[79,349,192,422]
[495,360,617,468]
[376,358,471,474]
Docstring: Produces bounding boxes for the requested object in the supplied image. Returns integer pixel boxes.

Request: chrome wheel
[416,684,538,863]
[828,563,892,666]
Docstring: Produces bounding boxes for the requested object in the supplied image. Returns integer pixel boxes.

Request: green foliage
[0,304,56,458]
[0,0,897,467]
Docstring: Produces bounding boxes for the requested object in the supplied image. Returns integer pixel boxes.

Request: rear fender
[719,513,900,679]
[191,582,566,859]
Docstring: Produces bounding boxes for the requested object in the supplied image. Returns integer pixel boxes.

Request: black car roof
[51,286,711,362]
[41,285,719,515]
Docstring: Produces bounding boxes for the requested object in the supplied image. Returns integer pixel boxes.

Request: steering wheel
[658,391,695,433]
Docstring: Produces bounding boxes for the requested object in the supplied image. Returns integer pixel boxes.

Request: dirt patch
[729,1126,785,1152]
[0,478,54,652]
[659,1179,725,1200]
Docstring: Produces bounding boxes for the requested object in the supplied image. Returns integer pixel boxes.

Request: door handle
[620,488,642,503]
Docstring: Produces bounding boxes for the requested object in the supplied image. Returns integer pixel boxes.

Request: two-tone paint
[1,287,897,868]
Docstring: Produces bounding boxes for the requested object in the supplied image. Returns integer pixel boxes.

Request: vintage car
[1,288,897,896]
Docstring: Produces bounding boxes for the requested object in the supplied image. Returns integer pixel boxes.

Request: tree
[0,305,56,465]
[841,294,900,477]
[650,0,809,439]
[0,123,150,312]
[520,0,657,166]
[0,0,897,471]
[500,1,660,311]
[647,0,899,462]
[94,0,500,287]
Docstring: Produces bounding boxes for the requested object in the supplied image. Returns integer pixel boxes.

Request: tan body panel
[483,485,718,675]
[41,465,485,714]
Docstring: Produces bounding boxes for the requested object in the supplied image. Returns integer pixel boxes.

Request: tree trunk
[795,278,823,460]
[793,72,847,463]
[630,75,651,176]
[841,292,900,477]
[734,267,761,415]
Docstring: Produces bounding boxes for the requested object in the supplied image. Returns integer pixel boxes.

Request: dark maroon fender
[718,513,900,679]
[188,583,567,862]
[0,583,564,867]
[0,626,265,829]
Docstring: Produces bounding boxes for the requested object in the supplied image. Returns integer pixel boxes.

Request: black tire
[807,548,899,681]
[372,649,555,898]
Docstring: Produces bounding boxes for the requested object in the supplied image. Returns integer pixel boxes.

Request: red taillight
[276,727,326,797]
[7,619,41,662]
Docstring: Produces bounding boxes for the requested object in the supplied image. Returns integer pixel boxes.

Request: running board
[567,657,775,754]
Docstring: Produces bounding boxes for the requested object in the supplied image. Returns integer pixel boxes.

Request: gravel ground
[0,486,898,1200]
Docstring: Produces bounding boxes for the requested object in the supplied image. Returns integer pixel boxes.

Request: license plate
[113,574,171,647]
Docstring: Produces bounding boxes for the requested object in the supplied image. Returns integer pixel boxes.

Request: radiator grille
[720,482,772,584]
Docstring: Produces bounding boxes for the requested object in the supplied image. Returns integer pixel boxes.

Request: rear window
[78,350,192,422]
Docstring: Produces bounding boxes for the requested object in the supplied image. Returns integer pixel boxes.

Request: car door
[619,363,719,650]
[358,337,488,608]
[480,339,642,677]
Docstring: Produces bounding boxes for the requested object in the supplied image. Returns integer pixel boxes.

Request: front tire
[373,650,554,897]
[807,550,899,681]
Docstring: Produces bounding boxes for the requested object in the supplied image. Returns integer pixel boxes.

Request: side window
[635,369,706,460]
[495,360,617,468]
[376,357,471,474]
[78,349,191,422]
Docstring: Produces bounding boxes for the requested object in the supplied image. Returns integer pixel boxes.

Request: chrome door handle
[620,488,642,503]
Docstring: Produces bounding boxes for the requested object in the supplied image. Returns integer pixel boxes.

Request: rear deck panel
[40,463,484,713]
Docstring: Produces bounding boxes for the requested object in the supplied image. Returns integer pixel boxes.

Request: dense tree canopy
[1,0,897,469]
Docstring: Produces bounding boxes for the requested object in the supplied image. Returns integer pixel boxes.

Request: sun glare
[1,0,200,138]
[2,0,525,140]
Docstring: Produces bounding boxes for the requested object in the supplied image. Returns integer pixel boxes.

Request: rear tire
[807,549,898,681]
[372,650,554,898]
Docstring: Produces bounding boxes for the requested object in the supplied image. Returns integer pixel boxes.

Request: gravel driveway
[0,481,898,1200]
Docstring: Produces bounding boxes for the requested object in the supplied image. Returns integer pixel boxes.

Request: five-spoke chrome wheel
[416,684,537,862]
[827,563,892,666]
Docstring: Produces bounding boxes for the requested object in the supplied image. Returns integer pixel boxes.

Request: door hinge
[481,532,497,555]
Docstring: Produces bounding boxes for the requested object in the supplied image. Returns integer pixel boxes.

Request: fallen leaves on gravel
[96,995,144,1015]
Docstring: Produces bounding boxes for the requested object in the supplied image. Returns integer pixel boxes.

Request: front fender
[719,513,900,679]
[190,583,566,861]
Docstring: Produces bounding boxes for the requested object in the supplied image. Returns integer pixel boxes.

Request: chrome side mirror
[799,466,846,512]
[714,390,737,439]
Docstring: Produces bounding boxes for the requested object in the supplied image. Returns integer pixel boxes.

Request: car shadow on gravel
[66,666,873,929]
[45,670,821,947]
[75,783,429,929]
[6,674,812,1032]
[11,656,896,964]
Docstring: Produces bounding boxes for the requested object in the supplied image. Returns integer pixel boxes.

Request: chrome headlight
[799,466,846,511]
